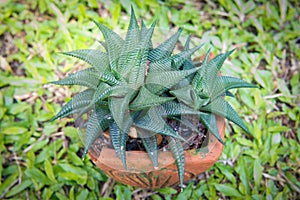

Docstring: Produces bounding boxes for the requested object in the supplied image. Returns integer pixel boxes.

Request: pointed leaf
[61,49,109,74]
[134,107,185,141]
[118,7,140,73]
[50,68,100,89]
[140,19,153,48]
[158,101,200,116]
[109,90,136,132]
[211,76,257,99]
[170,85,194,107]
[148,44,202,72]
[201,97,250,134]
[199,112,223,144]
[130,86,175,110]
[109,121,128,169]
[127,21,155,88]
[168,137,185,187]
[193,50,234,96]
[146,67,199,94]
[148,28,182,62]
[140,134,158,168]
[50,89,94,121]
[172,44,204,69]
[83,108,110,156]
[93,21,124,69]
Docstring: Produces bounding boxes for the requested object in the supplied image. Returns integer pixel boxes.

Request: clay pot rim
[89,115,225,173]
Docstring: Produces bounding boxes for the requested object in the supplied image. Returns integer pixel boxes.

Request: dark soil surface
[125,116,208,151]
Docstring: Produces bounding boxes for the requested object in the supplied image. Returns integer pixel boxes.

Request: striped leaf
[61,49,109,74]
[118,7,140,73]
[148,28,182,62]
[199,112,223,144]
[140,134,158,169]
[134,107,186,141]
[211,76,257,99]
[172,44,204,69]
[193,50,234,95]
[93,20,124,70]
[127,20,155,88]
[109,121,127,169]
[182,36,194,70]
[158,101,200,116]
[146,67,199,94]
[168,137,185,187]
[170,85,194,107]
[130,86,174,110]
[50,89,94,121]
[50,68,100,89]
[109,90,136,132]
[148,44,202,73]
[83,107,111,157]
[201,97,250,134]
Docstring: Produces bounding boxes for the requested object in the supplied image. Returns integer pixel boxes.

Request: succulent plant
[50,7,256,186]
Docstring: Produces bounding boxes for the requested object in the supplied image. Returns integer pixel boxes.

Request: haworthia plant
[50,7,257,187]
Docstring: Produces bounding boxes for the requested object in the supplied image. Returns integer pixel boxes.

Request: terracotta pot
[88,115,225,189]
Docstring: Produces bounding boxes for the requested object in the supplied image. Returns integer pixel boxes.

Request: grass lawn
[0,0,299,199]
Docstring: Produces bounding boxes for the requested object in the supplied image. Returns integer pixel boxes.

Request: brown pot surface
[88,115,225,189]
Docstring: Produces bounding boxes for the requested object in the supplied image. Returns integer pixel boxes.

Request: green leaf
[211,76,257,99]
[253,158,263,187]
[0,172,18,195]
[25,168,52,185]
[182,36,194,70]
[109,90,136,131]
[146,67,199,94]
[50,68,100,89]
[118,6,140,73]
[141,134,158,168]
[93,21,124,69]
[201,97,250,134]
[126,20,155,88]
[156,187,177,195]
[2,126,27,135]
[158,101,200,116]
[61,49,109,74]
[148,28,182,62]
[199,112,224,144]
[214,184,242,197]
[193,50,234,96]
[58,164,88,185]
[149,44,202,72]
[44,159,56,182]
[172,44,204,69]
[130,86,174,110]
[168,137,185,187]
[84,107,110,157]
[5,179,32,197]
[109,121,128,169]
[170,85,194,107]
[50,89,94,121]
[76,189,89,200]
[134,107,185,141]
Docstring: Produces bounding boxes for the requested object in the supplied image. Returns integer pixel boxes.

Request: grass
[0,0,299,199]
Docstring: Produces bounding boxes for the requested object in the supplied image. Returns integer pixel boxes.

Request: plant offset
[51,8,256,186]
